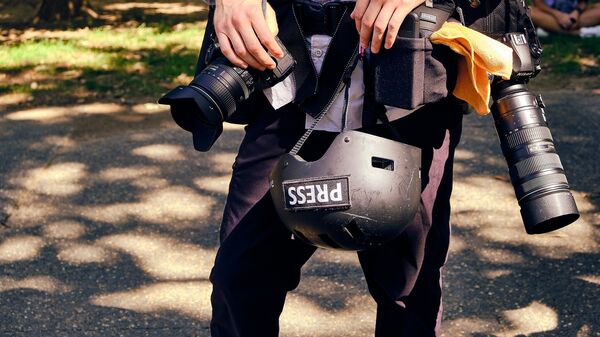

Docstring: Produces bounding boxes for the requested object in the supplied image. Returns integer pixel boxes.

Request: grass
[538,35,600,75]
[1,40,113,69]
[0,23,205,105]
[0,17,598,109]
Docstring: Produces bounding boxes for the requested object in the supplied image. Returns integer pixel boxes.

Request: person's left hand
[350,0,424,53]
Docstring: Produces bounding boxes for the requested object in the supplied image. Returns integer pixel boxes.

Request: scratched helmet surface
[269,130,422,251]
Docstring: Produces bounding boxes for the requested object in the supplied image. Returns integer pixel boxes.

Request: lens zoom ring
[506,126,553,150]
[517,172,569,198]
[202,75,237,117]
[513,153,564,180]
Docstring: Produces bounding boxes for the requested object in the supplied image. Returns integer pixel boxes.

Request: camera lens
[491,82,579,234]
[191,58,256,122]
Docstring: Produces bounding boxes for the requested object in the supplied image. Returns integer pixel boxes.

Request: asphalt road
[0,88,598,337]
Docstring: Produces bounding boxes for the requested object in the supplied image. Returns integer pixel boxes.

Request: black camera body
[203,35,297,90]
[159,35,295,151]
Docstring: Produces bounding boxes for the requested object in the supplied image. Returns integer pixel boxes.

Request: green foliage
[0,24,204,103]
[539,35,600,75]
[1,17,598,106]
[0,40,112,69]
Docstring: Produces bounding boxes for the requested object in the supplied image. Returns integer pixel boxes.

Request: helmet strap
[374,105,403,142]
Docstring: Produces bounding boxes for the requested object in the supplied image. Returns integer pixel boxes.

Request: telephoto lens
[491,81,579,234]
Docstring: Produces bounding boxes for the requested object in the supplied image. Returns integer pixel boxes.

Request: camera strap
[289,105,329,156]
[290,51,359,156]
[290,101,402,156]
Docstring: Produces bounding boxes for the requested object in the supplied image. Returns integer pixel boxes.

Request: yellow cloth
[430,22,513,115]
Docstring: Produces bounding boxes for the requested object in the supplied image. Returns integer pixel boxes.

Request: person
[530,0,600,35]
[205,0,464,335]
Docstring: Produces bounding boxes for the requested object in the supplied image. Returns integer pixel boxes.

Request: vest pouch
[368,37,453,110]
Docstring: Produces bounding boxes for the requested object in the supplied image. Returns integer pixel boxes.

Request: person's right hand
[214,0,283,71]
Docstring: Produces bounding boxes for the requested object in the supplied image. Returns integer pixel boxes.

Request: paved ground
[0,87,598,337]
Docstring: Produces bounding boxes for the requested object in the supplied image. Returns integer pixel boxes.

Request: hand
[350,0,424,53]
[214,0,283,70]
[556,11,575,30]
[568,10,581,28]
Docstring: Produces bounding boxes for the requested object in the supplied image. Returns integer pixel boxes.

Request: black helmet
[269,130,421,251]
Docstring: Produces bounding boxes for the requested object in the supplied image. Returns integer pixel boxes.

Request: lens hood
[159,85,224,152]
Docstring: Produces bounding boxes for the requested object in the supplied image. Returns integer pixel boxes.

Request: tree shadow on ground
[0,6,599,334]
[440,88,600,336]
[1,88,597,336]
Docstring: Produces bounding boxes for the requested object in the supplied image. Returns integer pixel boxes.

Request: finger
[384,9,406,49]
[351,0,370,33]
[237,23,276,70]
[370,3,395,53]
[360,0,383,49]
[216,32,248,68]
[250,11,284,58]
[228,28,265,70]
[354,14,362,33]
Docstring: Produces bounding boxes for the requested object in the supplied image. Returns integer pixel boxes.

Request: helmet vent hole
[372,157,394,171]
[343,220,365,240]
[318,234,341,249]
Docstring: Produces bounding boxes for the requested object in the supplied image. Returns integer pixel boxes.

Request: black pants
[209,101,463,337]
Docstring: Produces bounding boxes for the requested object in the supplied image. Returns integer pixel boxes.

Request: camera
[490,31,579,234]
[158,34,296,151]
[366,2,579,234]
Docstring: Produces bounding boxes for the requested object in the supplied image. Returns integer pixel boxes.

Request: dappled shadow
[0,45,201,110]
[0,81,245,335]
[1,89,597,337]
[0,94,379,336]
[1,1,377,336]
[440,87,600,337]
[1,0,208,119]
[1,7,599,333]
